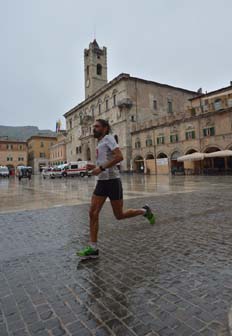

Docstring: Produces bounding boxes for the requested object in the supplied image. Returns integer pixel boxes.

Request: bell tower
[84,40,107,99]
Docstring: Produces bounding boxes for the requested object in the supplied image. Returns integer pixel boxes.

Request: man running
[77,119,155,259]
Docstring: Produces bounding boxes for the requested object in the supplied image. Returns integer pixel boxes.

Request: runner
[77,119,155,259]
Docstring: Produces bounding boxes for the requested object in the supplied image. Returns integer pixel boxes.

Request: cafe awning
[205,150,232,158]
[177,152,205,162]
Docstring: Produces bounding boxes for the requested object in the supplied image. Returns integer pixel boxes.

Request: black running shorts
[93,178,123,200]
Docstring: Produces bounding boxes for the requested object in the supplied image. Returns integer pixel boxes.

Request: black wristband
[99,165,106,171]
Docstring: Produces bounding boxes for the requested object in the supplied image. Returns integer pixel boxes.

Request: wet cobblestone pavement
[1,176,232,335]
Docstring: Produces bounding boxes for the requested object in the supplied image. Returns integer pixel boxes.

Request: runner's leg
[110,199,145,220]
[89,195,107,242]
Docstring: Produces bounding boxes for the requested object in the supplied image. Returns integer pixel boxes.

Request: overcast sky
[0,0,232,130]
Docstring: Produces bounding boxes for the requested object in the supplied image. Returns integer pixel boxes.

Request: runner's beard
[93,130,102,138]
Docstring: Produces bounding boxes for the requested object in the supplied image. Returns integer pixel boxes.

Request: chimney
[230,81,232,86]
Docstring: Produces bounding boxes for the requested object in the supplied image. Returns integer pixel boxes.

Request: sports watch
[99,165,106,171]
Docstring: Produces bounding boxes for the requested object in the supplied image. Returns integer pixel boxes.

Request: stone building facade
[64,40,197,171]
[27,135,57,174]
[0,139,27,174]
[49,131,67,166]
[131,84,232,174]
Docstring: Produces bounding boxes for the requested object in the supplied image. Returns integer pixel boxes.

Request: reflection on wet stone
[1,175,232,335]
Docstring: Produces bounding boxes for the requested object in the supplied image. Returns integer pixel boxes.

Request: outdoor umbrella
[177,152,205,162]
[205,150,232,158]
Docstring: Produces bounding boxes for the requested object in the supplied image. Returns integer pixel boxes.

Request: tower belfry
[84,40,107,98]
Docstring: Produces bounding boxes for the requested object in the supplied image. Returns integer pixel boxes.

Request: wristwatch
[99,165,106,171]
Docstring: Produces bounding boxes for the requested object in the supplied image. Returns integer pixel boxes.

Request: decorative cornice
[131,107,232,135]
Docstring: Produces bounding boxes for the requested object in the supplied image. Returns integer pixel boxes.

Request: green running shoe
[142,205,155,225]
[77,246,99,259]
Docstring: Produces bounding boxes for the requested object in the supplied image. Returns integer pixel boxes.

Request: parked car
[62,161,91,177]
[0,166,10,178]
[41,167,53,179]
[16,166,32,181]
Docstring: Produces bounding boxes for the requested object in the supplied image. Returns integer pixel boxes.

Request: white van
[62,161,91,177]
[50,167,63,179]
[41,167,53,179]
[0,166,9,177]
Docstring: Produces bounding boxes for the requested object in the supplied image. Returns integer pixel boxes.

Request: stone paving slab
[1,187,232,335]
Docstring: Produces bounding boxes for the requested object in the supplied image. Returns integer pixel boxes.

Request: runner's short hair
[96,119,111,134]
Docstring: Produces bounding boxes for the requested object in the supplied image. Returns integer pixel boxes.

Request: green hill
[0,125,56,141]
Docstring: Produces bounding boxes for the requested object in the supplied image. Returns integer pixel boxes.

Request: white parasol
[205,150,232,158]
[177,152,205,162]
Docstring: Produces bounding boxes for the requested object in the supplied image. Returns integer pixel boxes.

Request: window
[214,99,222,110]
[19,145,23,150]
[97,64,102,75]
[86,65,89,76]
[153,100,157,110]
[130,115,136,122]
[146,139,153,147]
[79,146,82,153]
[170,134,179,143]
[228,98,232,107]
[167,99,173,113]
[98,104,101,114]
[40,142,44,148]
[71,164,78,169]
[106,99,109,110]
[185,130,195,140]
[135,139,141,148]
[80,113,84,125]
[113,94,117,107]
[91,106,94,116]
[7,144,13,150]
[191,108,196,116]
[40,153,45,158]
[28,152,34,160]
[203,127,215,137]
[69,119,73,129]
[18,157,24,161]
[76,147,79,154]
[157,136,165,145]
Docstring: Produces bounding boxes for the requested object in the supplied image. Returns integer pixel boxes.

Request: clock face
[86,79,90,88]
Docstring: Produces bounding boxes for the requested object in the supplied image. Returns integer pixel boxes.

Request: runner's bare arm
[92,148,123,176]
[86,163,96,170]
[102,148,123,169]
